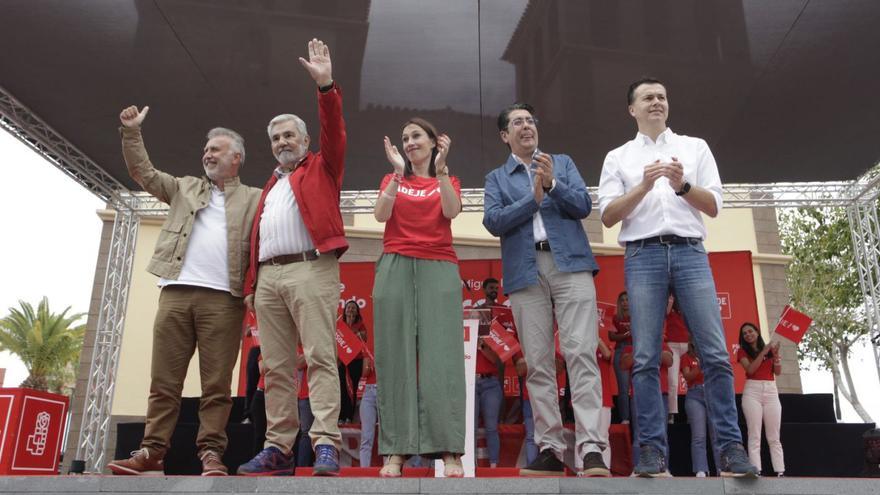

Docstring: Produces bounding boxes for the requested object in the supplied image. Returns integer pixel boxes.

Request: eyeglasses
[509,117,538,129]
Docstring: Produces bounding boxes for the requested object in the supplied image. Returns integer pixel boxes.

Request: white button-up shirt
[258,168,316,261]
[511,153,552,243]
[598,128,723,245]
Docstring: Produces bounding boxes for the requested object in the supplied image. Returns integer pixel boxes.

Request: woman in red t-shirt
[680,341,720,477]
[609,291,632,424]
[736,322,784,476]
[665,295,690,423]
[338,300,366,423]
[372,118,464,478]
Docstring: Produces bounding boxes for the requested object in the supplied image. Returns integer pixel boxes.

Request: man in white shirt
[598,78,757,478]
[109,107,262,477]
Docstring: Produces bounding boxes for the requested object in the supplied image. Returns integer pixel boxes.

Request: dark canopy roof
[2,0,879,191]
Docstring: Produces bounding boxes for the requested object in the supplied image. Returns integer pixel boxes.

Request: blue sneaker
[313,444,340,476]
[237,447,294,476]
[720,443,759,478]
[633,445,671,478]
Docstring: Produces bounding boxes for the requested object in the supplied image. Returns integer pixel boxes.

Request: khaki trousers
[509,251,604,461]
[254,255,342,452]
[142,285,244,457]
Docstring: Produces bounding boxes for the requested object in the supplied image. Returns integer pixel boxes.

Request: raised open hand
[298,38,333,87]
[383,136,405,174]
[119,105,149,128]
[434,134,451,173]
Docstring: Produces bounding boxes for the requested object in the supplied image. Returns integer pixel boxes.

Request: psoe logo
[717,292,732,320]
[26,411,50,456]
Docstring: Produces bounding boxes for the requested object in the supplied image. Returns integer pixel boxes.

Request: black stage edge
[114,394,876,477]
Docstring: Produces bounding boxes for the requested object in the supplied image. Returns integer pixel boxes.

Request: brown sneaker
[200,450,228,476]
[107,448,164,475]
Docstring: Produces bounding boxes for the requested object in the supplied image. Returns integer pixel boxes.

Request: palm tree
[0,297,85,393]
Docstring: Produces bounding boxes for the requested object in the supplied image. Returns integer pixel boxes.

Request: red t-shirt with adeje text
[379,174,461,263]
[736,347,776,381]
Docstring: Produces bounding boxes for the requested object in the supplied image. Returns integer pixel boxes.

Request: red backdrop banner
[239,251,759,394]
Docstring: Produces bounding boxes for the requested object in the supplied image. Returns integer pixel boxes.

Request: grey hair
[206,127,246,166]
[267,114,309,140]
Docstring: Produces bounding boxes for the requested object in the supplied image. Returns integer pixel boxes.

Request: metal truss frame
[3,82,879,472]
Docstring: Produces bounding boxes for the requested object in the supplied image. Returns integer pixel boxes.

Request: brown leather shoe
[107,448,164,475]
[200,450,228,476]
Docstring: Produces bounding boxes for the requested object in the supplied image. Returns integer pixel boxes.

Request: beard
[276,145,306,166]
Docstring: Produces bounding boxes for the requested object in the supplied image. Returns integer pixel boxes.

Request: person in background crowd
[475,279,504,468]
[737,322,785,477]
[358,329,378,467]
[621,342,673,472]
[681,340,721,477]
[239,38,347,477]
[596,339,614,470]
[598,77,756,477]
[295,347,315,468]
[338,300,366,423]
[483,102,609,477]
[664,295,690,423]
[609,291,632,424]
[109,105,261,477]
[372,117,465,478]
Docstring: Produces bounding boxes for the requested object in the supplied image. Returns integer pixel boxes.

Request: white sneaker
[696,471,707,478]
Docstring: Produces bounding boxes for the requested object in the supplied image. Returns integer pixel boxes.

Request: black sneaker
[579,452,611,477]
[520,449,565,476]
[633,445,671,478]
[719,443,759,478]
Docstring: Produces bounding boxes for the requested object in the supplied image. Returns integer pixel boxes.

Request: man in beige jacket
[107,106,261,476]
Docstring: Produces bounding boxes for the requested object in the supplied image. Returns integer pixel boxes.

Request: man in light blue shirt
[483,102,608,477]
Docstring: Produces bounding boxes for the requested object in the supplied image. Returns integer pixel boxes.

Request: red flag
[492,306,516,331]
[335,322,365,365]
[773,305,812,344]
[485,320,522,362]
[596,301,616,331]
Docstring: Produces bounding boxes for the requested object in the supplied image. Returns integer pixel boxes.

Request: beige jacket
[120,127,262,297]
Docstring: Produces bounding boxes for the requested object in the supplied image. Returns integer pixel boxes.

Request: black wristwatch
[675,181,691,196]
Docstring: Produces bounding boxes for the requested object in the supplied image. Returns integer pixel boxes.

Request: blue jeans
[475,376,503,464]
[297,398,315,467]
[612,346,631,422]
[522,397,538,465]
[625,239,741,455]
[685,385,721,474]
[359,384,378,467]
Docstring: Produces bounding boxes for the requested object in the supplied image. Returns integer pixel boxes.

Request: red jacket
[245,85,349,297]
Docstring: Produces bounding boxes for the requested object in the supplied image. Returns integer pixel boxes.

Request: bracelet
[436,167,449,177]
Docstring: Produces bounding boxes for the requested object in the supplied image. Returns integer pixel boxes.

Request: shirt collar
[504,153,531,175]
[636,127,673,146]
[273,153,309,178]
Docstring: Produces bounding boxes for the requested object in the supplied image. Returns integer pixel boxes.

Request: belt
[631,234,698,245]
[261,250,319,266]
[535,240,551,251]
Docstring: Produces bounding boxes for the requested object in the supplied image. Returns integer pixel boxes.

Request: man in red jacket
[238,38,348,477]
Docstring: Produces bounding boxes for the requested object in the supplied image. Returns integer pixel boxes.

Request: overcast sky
[0,125,877,424]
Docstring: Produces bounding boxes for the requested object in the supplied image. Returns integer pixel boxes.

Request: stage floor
[0,475,876,495]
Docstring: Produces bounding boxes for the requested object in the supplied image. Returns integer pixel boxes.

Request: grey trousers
[509,251,604,461]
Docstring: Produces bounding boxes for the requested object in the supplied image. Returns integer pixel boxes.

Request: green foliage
[778,205,867,368]
[0,297,85,393]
